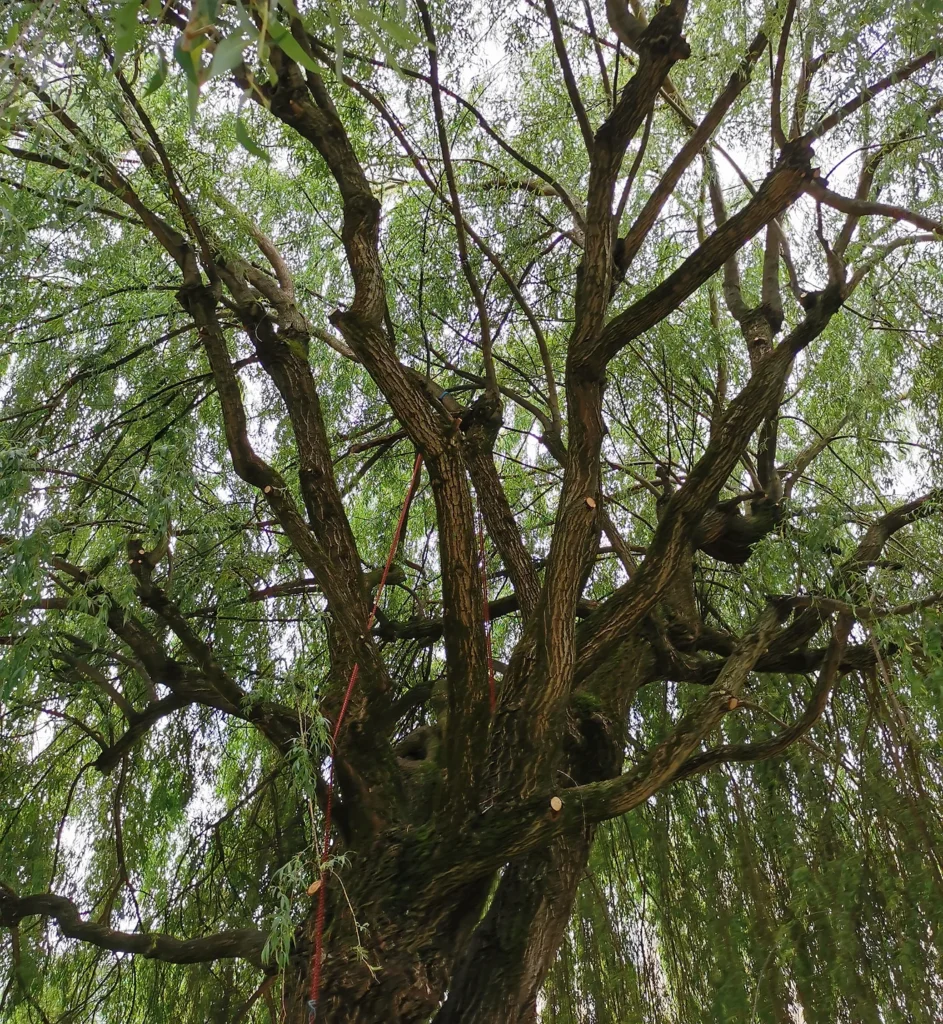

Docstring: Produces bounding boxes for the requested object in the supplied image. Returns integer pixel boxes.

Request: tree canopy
[1,0,943,1021]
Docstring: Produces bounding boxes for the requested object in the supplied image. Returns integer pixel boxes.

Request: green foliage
[0,0,942,1021]
[264,854,315,969]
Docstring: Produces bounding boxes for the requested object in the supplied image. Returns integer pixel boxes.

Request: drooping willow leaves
[0,0,942,1021]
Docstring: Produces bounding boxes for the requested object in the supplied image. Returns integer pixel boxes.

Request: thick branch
[0,885,265,964]
[593,140,816,371]
[848,489,943,569]
[674,614,852,779]
[575,285,846,683]
[261,39,490,812]
[572,604,788,819]
[617,31,768,275]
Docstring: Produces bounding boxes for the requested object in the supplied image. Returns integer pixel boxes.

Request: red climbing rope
[308,450,424,1020]
[307,451,499,1018]
[476,508,496,715]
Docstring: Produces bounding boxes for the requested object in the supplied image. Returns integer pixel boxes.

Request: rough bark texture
[4,3,941,1022]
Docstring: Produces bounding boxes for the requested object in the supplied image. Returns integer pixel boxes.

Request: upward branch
[260,21,491,814]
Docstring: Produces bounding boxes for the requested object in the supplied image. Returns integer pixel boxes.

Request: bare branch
[803,47,941,142]
[544,0,596,154]
[0,885,266,964]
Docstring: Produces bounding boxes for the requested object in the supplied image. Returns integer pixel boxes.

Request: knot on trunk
[637,2,691,61]
[461,391,503,451]
[695,498,784,564]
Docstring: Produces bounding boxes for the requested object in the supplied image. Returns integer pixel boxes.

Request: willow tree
[2,0,943,1020]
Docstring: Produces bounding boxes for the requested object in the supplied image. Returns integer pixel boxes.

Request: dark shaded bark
[434,833,595,1024]
[6,7,942,1023]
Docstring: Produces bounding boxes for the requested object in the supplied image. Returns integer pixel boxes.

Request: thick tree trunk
[281,835,592,1024]
[284,917,453,1023]
[289,643,653,1023]
[289,845,492,1024]
[433,831,594,1024]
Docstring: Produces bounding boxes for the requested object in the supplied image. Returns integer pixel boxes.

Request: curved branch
[570,603,789,820]
[674,614,852,780]
[806,179,943,237]
[92,695,191,775]
[0,884,265,964]
[848,488,943,569]
[335,71,564,431]
[260,38,491,812]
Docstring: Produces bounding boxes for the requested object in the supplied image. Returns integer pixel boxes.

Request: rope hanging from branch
[309,450,424,1019]
[308,449,500,1018]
